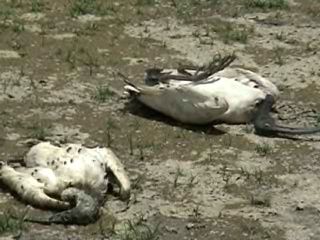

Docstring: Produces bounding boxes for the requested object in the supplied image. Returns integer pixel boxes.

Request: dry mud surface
[0,0,320,239]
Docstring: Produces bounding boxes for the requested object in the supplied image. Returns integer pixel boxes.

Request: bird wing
[214,68,279,98]
[125,80,228,124]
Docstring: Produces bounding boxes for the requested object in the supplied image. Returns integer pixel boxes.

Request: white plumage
[0,142,131,217]
[124,67,279,124]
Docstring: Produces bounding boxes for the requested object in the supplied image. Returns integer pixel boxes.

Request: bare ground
[0,0,320,239]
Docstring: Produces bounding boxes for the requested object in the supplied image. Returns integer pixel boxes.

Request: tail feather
[124,84,141,95]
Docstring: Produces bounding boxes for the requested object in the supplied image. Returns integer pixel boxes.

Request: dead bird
[124,67,279,124]
[0,142,131,225]
[124,65,320,137]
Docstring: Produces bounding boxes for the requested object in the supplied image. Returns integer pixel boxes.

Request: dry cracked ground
[0,0,320,240]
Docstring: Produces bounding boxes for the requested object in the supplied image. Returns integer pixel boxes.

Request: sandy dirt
[0,0,320,239]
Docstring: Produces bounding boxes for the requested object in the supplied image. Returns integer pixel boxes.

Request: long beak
[264,124,320,135]
[253,95,320,136]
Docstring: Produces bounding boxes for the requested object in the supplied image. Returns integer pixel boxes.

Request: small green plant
[0,213,21,235]
[31,0,43,12]
[211,19,253,44]
[245,0,288,9]
[69,0,108,17]
[29,122,50,141]
[222,27,249,44]
[12,21,25,33]
[0,6,14,20]
[119,220,160,240]
[0,209,28,237]
[255,142,271,156]
[92,85,115,103]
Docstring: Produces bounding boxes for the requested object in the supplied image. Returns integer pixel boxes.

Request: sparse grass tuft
[222,27,250,44]
[211,20,254,44]
[0,7,14,21]
[245,0,288,9]
[31,0,43,12]
[69,0,108,17]
[0,213,21,235]
[118,220,160,240]
[29,122,51,141]
[92,85,115,103]
[12,21,25,33]
[255,142,272,156]
[0,209,28,237]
